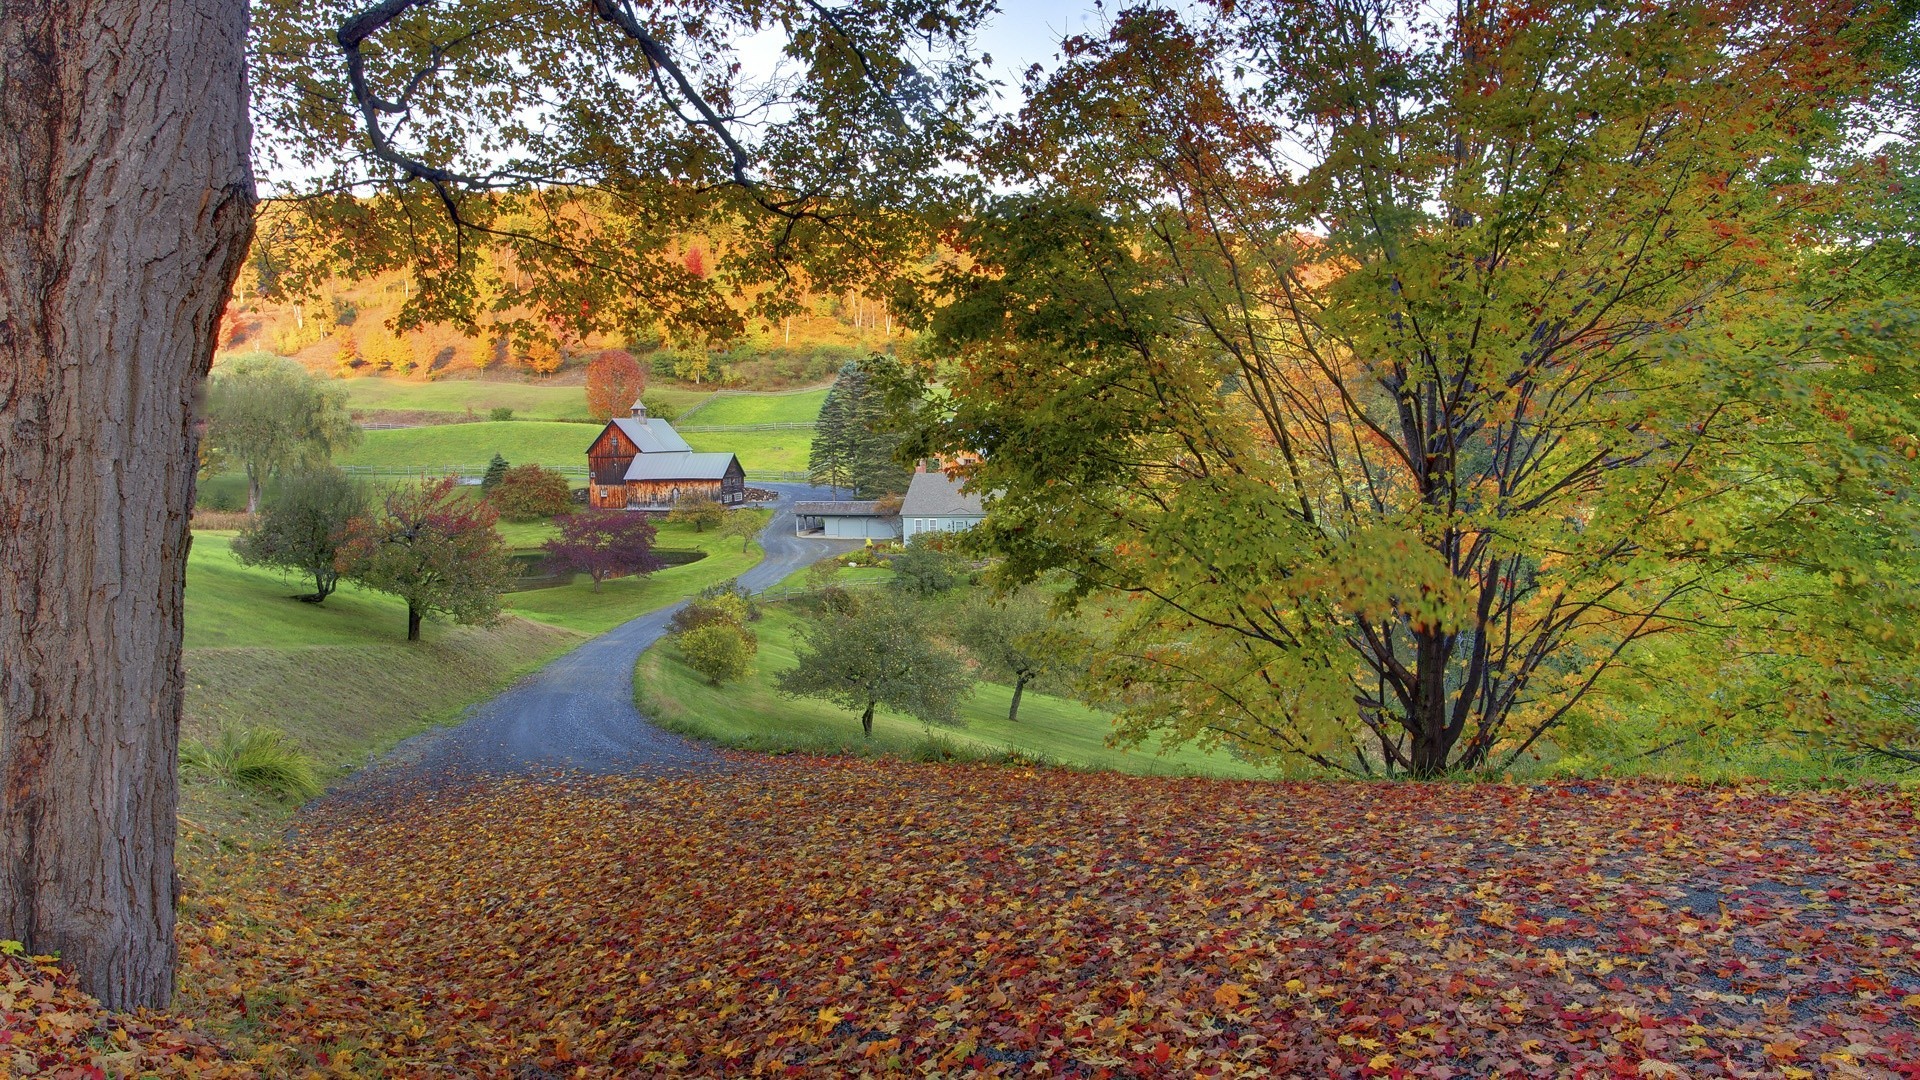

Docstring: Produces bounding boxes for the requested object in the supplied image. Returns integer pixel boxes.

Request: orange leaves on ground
[0,948,253,1079]
[168,763,1920,1076]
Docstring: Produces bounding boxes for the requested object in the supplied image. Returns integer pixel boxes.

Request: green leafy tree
[203,352,361,513]
[956,586,1077,723]
[674,621,757,686]
[889,534,966,597]
[337,477,514,641]
[667,493,726,532]
[231,467,366,603]
[488,463,574,522]
[906,2,1920,777]
[776,593,973,738]
[719,509,762,553]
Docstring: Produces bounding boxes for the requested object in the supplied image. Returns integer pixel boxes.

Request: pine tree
[810,360,905,498]
[481,453,510,491]
[808,364,855,495]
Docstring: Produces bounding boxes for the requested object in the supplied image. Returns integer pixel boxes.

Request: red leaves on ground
[171,762,1920,1077]
[0,948,252,1078]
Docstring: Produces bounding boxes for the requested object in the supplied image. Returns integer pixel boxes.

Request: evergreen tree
[808,364,855,494]
[810,360,907,498]
[481,454,510,491]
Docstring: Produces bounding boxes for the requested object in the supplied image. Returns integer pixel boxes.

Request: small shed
[793,500,900,540]
[900,466,986,540]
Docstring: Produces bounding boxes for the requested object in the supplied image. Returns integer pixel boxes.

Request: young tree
[337,477,514,641]
[204,352,362,512]
[719,509,762,553]
[488,463,574,522]
[907,2,1919,777]
[667,493,726,532]
[541,511,664,592]
[776,594,973,738]
[521,337,563,375]
[956,586,1075,723]
[585,348,646,419]
[481,453,510,491]
[0,0,253,1009]
[232,467,367,603]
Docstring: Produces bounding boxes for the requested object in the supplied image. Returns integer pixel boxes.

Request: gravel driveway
[342,484,862,788]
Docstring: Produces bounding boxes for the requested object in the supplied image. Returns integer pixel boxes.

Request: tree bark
[860,700,875,738]
[1008,672,1030,723]
[0,0,253,1011]
[407,604,423,642]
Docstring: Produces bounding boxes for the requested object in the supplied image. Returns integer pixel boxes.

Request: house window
[915,519,925,533]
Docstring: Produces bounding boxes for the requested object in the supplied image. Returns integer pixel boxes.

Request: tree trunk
[407,604,423,642]
[1406,633,1457,779]
[0,0,254,1010]
[1008,672,1031,723]
[245,463,262,515]
[860,700,875,738]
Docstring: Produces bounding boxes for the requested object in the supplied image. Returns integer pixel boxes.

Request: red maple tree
[584,349,646,419]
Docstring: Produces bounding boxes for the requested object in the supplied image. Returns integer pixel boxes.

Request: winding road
[351,484,860,787]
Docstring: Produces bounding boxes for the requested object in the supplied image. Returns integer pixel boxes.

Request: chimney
[629,400,648,422]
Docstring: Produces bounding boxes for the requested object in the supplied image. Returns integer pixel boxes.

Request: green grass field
[338,378,713,421]
[682,388,827,427]
[339,419,812,476]
[635,602,1273,779]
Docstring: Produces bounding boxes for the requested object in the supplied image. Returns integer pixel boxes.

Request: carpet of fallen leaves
[154,759,1920,1078]
[0,947,252,1079]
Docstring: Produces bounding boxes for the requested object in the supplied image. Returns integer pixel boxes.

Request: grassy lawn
[635,602,1273,778]
[337,421,597,470]
[339,378,596,420]
[683,428,812,474]
[503,513,769,634]
[682,387,827,426]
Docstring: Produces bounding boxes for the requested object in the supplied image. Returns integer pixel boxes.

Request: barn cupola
[629,400,648,423]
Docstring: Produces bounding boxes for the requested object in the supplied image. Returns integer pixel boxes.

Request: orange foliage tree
[585,349,646,419]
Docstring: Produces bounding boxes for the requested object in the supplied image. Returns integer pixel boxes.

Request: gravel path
[338,484,861,790]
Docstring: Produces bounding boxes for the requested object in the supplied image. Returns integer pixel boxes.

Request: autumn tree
[488,464,574,522]
[903,1,1920,777]
[232,467,367,603]
[338,477,514,641]
[675,622,756,685]
[0,0,253,1009]
[204,352,361,513]
[585,349,646,419]
[541,511,664,592]
[776,593,973,738]
[521,337,563,375]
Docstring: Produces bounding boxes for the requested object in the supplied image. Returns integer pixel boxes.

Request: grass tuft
[181,726,324,802]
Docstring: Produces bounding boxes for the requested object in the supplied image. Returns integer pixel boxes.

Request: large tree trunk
[860,700,875,738]
[0,0,253,1010]
[407,604,423,642]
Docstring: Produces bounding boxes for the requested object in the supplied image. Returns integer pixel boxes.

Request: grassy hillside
[636,602,1272,779]
[339,418,812,475]
[338,378,713,421]
[683,388,827,426]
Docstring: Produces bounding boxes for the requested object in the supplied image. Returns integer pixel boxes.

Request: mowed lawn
[171,765,1920,1076]
[682,387,827,426]
[338,419,813,476]
[637,602,1271,778]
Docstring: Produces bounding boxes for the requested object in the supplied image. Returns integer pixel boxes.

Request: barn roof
[901,468,985,518]
[622,451,740,482]
[608,416,693,454]
[793,500,885,516]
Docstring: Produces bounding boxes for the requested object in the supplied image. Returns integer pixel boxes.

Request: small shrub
[489,406,514,422]
[673,621,756,686]
[489,464,574,521]
[180,725,323,801]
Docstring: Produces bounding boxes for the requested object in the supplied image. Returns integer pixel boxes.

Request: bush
[489,406,515,422]
[673,621,756,686]
[180,725,323,801]
[890,534,967,595]
[489,463,573,521]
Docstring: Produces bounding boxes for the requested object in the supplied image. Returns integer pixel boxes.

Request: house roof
[622,451,740,482]
[793,501,886,516]
[608,416,693,454]
[900,468,985,518]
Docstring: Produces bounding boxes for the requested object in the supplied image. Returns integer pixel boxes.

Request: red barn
[586,402,746,510]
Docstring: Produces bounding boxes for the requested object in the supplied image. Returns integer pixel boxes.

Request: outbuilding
[793,500,901,540]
